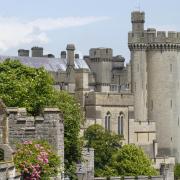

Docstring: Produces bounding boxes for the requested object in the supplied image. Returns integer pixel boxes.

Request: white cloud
[0,16,110,52]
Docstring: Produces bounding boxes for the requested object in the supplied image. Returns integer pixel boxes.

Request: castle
[0,11,178,168]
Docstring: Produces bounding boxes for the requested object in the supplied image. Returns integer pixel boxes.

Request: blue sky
[0,0,180,62]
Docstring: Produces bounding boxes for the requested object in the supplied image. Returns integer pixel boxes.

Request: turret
[66,44,75,66]
[89,48,112,92]
[129,11,148,122]
[131,11,145,33]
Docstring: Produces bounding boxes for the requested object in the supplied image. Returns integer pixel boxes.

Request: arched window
[118,112,124,135]
[105,112,111,131]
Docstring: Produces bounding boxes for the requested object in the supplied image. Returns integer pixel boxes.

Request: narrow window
[108,116,110,131]
[137,133,138,142]
[118,116,120,135]
[121,116,123,135]
[178,117,179,126]
[118,113,124,135]
[105,112,111,131]
[151,100,153,111]
[171,100,172,108]
[170,64,172,72]
[105,116,108,130]
[137,64,139,72]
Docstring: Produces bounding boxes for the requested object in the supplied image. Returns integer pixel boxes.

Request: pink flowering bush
[14,140,61,180]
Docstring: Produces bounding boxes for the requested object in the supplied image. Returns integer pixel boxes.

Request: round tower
[146,31,180,159]
[128,11,148,122]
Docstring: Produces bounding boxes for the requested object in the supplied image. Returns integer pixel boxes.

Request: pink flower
[37,155,43,162]
[23,140,32,145]
[35,144,41,149]
[44,158,49,164]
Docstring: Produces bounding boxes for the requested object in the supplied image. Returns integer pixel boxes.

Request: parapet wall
[128,29,180,45]
[6,107,64,162]
[85,92,134,106]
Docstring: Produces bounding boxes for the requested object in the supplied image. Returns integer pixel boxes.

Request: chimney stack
[61,51,66,59]
[66,44,75,66]
[18,49,29,57]
[75,54,79,59]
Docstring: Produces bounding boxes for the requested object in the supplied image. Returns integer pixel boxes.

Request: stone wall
[77,148,94,180]
[5,107,64,169]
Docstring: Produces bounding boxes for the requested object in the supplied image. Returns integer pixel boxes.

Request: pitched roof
[0,55,90,72]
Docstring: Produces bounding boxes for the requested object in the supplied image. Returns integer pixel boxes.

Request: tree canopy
[110,144,158,177]
[174,163,180,179]
[84,124,157,177]
[0,59,83,179]
[84,124,122,176]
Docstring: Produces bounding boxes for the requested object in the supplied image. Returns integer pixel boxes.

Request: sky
[0,0,180,62]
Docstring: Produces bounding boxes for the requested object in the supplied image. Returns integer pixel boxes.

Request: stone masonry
[6,107,64,166]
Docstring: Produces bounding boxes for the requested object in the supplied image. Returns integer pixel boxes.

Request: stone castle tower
[128,11,180,160]
[89,48,113,92]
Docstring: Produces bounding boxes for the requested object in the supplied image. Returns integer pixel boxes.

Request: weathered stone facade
[0,102,64,179]
[0,10,178,174]
[7,107,64,166]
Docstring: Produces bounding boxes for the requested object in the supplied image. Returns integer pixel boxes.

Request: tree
[14,140,61,179]
[53,91,83,179]
[110,144,158,177]
[174,164,180,179]
[0,60,83,179]
[84,124,122,176]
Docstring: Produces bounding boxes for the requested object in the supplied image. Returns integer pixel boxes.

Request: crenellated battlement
[128,29,180,50]
[0,106,64,164]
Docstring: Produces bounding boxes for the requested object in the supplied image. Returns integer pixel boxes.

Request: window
[0,149,4,161]
[151,100,153,111]
[105,112,111,131]
[137,64,139,72]
[134,82,136,91]
[118,112,124,135]
[170,64,172,72]
[171,100,172,108]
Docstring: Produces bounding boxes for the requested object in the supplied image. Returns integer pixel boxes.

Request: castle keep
[0,11,178,169]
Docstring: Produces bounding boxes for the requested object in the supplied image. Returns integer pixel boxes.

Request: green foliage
[111,144,158,176]
[0,60,83,179]
[0,59,55,115]
[84,124,122,176]
[174,164,180,179]
[84,125,157,177]
[53,91,83,179]
[14,140,61,179]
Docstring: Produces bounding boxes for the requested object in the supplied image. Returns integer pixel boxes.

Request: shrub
[14,140,61,180]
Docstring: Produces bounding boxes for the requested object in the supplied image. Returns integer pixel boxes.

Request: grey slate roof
[0,55,90,72]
